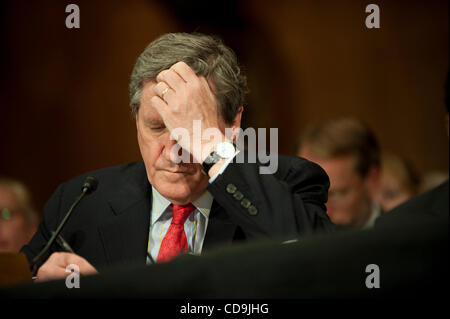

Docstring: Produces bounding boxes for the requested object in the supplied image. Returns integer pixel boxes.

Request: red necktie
[157,203,196,263]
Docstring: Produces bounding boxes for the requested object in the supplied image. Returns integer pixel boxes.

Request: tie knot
[171,203,196,225]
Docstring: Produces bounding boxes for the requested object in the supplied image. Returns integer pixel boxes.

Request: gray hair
[129,32,247,124]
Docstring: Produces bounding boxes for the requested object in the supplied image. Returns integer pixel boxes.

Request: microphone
[81,176,99,194]
[30,176,99,275]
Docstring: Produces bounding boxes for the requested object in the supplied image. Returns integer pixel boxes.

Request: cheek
[349,189,368,212]
[390,192,410,206]
[143,143,163,168]
[138,131,163,168]
[5,219,27,236]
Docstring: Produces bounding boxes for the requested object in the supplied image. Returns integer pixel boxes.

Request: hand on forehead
[157,61,198,87]
[153,61,214,98]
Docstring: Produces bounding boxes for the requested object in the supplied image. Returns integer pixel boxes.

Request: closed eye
[149,126,165,131]
[143,119,166,132]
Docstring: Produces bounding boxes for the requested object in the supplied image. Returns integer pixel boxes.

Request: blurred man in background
[297,117,381,230]
[0,177,39,252]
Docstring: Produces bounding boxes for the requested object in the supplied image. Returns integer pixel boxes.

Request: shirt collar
[151,186,213,224]
[362,204,382,229]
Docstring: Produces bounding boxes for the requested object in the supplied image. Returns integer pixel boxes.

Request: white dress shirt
[362,205,382,229]
[146,186,213,264]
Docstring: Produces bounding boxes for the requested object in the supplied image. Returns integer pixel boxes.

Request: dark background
[0,0,448,214]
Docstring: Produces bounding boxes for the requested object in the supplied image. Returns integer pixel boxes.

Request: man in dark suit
[21,32,334,282]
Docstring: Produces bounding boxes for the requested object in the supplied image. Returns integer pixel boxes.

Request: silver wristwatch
[202,141,235,175]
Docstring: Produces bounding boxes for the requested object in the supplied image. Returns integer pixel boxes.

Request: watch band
[202,141,236,175]
[202,151,221,175]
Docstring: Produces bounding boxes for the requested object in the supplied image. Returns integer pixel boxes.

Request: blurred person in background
[0,177,39,252]
[375,72,449,227]
[297,117,381,230]
[377,73,449,212]
[417,72,450,193]
[375,152,421,212]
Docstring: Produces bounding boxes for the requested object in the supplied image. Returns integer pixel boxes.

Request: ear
[230,106,244,142]
[135,112,140,131]
[135,112,144,147]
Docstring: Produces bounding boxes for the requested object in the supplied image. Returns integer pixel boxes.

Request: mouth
[165,170,188,174]
[156,162,200,175]
[162,168,194,175]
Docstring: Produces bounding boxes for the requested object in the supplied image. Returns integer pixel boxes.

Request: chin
[331,215,352,227]
[150,171,208,204]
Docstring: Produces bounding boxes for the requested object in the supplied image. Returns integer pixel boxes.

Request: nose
[162,138,178,163]
[162,139,192,164]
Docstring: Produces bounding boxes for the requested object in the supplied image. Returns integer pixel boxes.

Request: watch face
[205,152,221,164]
[216,142,235,159]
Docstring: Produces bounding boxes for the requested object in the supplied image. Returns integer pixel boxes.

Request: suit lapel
[202,200,238,252]
[98,163,152,267]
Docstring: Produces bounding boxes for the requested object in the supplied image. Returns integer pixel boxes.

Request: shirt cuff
[208,151,240,183]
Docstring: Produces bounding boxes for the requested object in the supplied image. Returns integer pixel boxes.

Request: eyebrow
[144,119,165,126]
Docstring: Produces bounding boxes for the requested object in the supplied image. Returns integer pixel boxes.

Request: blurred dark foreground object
[2,182,448,299]
[0,253,32,287]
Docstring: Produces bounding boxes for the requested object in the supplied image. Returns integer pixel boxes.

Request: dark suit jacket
[21,154,334,270]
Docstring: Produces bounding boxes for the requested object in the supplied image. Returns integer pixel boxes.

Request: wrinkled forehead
[315,156,362,186]
[136,78,224,124]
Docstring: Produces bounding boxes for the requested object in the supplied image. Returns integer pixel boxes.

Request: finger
[156,69,185,92]
[46,252,71,267]
[150,95,168,117]
[170,61,199,84]
[48,252,88,271]
[198,76,216,96]
[78,259,98,275]
[36,263,68,282]
[153,81,173,104]
[65,254,98,275]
